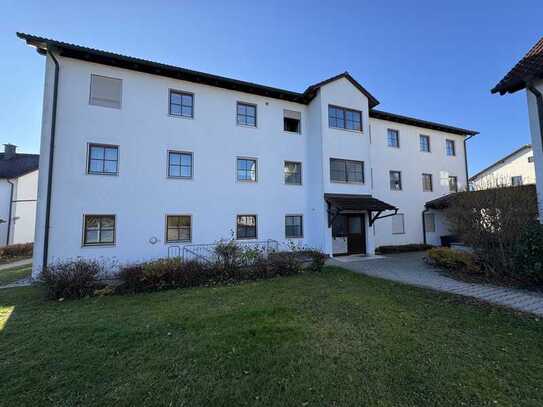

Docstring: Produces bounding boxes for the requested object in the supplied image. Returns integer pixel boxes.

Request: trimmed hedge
[425,247,481,275]
[42,259,103,300]
[376,244,433,254]
[0,243,33,258]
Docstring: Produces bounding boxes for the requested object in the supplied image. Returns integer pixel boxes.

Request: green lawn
[1,267,542,407]
[0,264,31,285]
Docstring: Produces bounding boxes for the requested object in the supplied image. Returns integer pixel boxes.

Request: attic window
[89,74,122,109]
[284,110,301,133]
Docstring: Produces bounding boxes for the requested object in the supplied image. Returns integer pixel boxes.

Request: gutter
[42,49,60,270]
[421,207,429,245]
[6,179,14,245]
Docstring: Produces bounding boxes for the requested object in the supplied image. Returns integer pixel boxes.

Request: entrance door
[347,215,366,255]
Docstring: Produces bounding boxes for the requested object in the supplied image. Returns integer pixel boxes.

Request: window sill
[286,236,304,240]
[284,182,303,186]
[167,176,193,180]
[237,123,258,129]
[330,180,365,185]
[283,130,301,135]
[82,243,116,248]
[165,240,191,244]
[329,126,363,134]
[87,172,119,176]
[168,113,194,120]
[237,180,258,184]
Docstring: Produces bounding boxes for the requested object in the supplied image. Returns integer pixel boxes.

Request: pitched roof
[0,153,39,179]
[469,144,532,181]
[17,32,477,136]
[491,37,543,95]
[370,109,478,136]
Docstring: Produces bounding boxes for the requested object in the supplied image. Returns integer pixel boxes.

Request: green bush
[42,259,102,299]
[513,223,543,284]
[426,247,481,274]
[0,243,33,258]
[376,244,433,254]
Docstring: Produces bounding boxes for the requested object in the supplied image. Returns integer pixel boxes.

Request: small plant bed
[425,247,543,292]
[41,240,328,300]
[376,244,433,254]
[0,243,33,265]
[0,264,32,285]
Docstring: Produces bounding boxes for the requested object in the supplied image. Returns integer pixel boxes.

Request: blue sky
[1,0,542,175]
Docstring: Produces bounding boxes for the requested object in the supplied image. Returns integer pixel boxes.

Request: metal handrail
[181,239,279,263]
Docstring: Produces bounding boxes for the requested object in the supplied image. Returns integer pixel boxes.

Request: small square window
[237,158,257,182]
[284,110,301,133]
[392,214,405,234]
[446,139,456,156]
[285,215,303,238]
[83,215,115,246]
[169,90,193,118]
[237,215,257,239]
[237,102,257,127]
[387,129,400,148]
[88,144,119,175]
[166,215,191,242]
[89,74,122,109]
[528,156,534,163]
[284,161,302,185]
[420,135,430,152]
[511,176,523,186]
[168,151,193,178]
[422,173,433,192]
[390,171,402,191]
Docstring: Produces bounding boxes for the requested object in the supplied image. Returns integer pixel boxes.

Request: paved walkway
[330,252,543,317]
[0,258,32,270]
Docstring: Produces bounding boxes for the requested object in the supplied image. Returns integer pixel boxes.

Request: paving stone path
[330,252,543,317]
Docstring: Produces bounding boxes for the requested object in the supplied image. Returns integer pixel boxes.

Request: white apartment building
[18,33,477,276]
[0,144,39,246]
[470,144,536,189]
[492,36,543,222]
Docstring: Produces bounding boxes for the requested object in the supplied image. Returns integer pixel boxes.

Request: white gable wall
[471,147,535,189]
[526,80,543,222]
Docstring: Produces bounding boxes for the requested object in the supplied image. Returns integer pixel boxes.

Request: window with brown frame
[166,215,191,243]
[236,215,257,239]
[83,215,115,246]
[328,105,362,131]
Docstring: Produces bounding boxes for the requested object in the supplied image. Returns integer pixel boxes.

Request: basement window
[284,110,301,133]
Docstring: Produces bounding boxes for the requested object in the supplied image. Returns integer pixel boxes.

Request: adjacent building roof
[17,32,477,136]
[491,37,543,95]
[0,153,39,179]
[469,144,532,181]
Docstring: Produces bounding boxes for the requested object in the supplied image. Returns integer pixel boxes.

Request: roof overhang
[324,193,397,227]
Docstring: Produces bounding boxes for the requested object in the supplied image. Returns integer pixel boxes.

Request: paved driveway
[329,252,543,317]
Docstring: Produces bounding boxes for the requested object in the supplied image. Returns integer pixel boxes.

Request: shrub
[268,252,303,276]
[0,243,33,258]
[42,259,102,300]
[376,244,433,254]
[426,247,481,274]
[513,223,543,284]
[298,249,328,272]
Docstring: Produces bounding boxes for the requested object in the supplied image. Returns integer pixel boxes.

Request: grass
[0,264,31,285]
[1,266,542,407]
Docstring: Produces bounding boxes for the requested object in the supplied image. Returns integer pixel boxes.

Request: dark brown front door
[347,215,366,255]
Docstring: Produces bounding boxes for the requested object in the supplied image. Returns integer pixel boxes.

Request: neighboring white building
[0,144,39,247]
[469,144,536,189]
[492,37,543,222]
[18,33,477,277]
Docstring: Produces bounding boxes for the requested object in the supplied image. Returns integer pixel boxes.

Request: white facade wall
[471,147,536,189]
[526,80,543,222]
[369,119,467,247]
[32,54,471,275]
[0,180,11,244]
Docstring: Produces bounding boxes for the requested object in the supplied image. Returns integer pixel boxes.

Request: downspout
[6,179,14,245]
[42,49,60,270]
[421,207,429,245]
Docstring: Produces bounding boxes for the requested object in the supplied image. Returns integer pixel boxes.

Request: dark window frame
[167,150,193,179]
[422,173,433,192]
[283,110,301,134]
[236,157,258,182]
[285,215,303,239]
[449,175,458,192]
[82,214,116,246]
[420,135,431,152]
[528,156,534,163]
[169,89,194,118]
[328,105,362,132]
[284,161,302,185]
[446,139,456,156]
[165,215,192,243]
[389,170,402,191]
[387,129,400,148]
[87,143,119,175]
[237,101,257,127]
[511,176,523,186]
[330,158,364,184]
[236,214,258,240]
